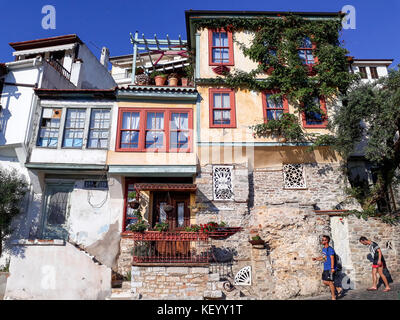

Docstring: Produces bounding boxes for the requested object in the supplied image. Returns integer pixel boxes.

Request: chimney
[100,47,110,69]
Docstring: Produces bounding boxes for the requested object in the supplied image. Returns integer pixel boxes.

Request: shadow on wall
[279,146,338,164]
[0,73,22,145]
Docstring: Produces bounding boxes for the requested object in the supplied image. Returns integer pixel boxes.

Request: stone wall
[117,237,134,276]
[131,266,222,299]
[346,215,400,288]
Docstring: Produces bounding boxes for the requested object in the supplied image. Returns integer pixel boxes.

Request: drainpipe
[195,33,201,144]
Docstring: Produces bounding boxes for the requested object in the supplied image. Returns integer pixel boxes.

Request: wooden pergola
[130,31,189,84]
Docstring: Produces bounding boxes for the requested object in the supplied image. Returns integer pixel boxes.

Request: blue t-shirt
[322,246,336,271]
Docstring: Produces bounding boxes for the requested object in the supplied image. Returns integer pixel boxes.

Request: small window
[263,92,288,121]
[370,67,379,79]
[209,89,236,128]
[145,112,165,149]
[283,164,306,189]
[298,37,315,65]
[37,108,62,148]
[303,97,328,128]
[213,165,234,201]
[120,111,140,149]
[209,29,234,66]
[358,66,368,79]
[88,109,110,149]
[170,112,189,151]
[62,109,86,148]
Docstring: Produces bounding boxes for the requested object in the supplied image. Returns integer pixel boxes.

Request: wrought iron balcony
[46,59,71,81]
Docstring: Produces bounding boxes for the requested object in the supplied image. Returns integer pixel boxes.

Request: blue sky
[0,0,398,68]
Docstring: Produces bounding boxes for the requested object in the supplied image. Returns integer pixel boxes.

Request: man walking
[359,236,391,292]
[312,235,343,300]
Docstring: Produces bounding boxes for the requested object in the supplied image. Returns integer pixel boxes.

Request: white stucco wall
[77,44,116,89]
[4,242,111,300]
[30,148,108,165]
[0,67,41,146]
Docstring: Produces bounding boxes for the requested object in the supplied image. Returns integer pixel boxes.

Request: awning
[135,183,197,192]
[108,165,197,177]
[13,43,77,56]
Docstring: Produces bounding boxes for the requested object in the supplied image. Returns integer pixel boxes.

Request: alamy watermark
[342,5,356,30]
[41,5,56,30]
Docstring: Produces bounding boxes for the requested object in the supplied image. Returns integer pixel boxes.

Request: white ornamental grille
[213,166,234,200]
[283,164,306,189]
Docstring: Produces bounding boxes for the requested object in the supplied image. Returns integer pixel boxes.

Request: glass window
[370,67,379,79]
[298,37,314,65]
[358,66,368,79]
[145,112,164,149]
[37,108,62,147]
[170,113,189,150]
[63,109,86,148]
[88,109,110,149]
[305,97,324,125]
[177,202,185,227]
[265,94,284,120]
[211,31,231,64]
[120,112,140,149]
[212,93,231,125]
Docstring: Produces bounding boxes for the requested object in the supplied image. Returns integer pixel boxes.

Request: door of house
[41,183,74,240]
[152,192,190,230]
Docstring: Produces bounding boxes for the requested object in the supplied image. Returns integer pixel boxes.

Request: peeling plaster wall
[4,242,111,300]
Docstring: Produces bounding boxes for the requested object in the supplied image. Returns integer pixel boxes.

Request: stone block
[203,290,223,299]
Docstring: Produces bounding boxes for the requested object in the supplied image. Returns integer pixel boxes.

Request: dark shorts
[322,270,336,282]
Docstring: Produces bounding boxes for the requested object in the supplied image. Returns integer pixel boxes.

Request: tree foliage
[194,14,358,142]
[330,68,400,219]
[0,168,28,256]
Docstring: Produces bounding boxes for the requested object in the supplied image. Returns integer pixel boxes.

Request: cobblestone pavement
[297,282,400,300]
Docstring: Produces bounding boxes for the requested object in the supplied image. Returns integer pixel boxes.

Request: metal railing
[47,59,71,81]
[131,231,210,265]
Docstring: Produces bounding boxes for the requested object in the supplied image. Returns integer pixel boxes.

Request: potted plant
[128,191,140,209]
[150,71,167,86]
[181,65,193,86]
[163,204,174,213]
[153,222,169,232]
[135,67,150,85]
[249,235,265,247]
[168,73,179,86]
[128,219,149,232]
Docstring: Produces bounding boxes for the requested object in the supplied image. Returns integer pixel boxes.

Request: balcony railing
[129,229,242,266]
[131,231,210,266]
[46,59,71,81]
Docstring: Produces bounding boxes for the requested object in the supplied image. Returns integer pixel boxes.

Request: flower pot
[163,205,174,212]
[136,74,150,85]
[168,77,178,86]
[181,77,189,86]
[129,199,140,209]
[154,75,167,86]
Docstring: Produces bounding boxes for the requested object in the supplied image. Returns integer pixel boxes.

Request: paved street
[298,282,400,300]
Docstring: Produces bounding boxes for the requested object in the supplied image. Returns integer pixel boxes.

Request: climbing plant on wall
[193,14,358,143]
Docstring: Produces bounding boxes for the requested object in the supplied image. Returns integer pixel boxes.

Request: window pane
[212,48,221,63]
[222,94,230,108]
[213,94,222,109]
[170,131,188,149]
[212,32,220,46]
[122,112,140,129]
[120,131,139,148]
[301,37,313,48]
[171,113,188,130]
[177,202,185,227]
[88,109,110,149]
[145,131,164,148]
[221,49,229,62]
[147,112,164,129]
[266,94,283,109]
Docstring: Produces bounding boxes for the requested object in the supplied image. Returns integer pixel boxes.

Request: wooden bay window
[116,108,192,152]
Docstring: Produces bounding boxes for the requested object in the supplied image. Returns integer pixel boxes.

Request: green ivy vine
[193,14,359,144]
